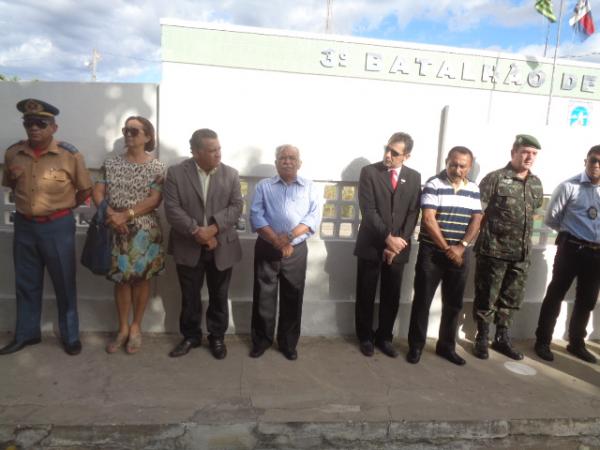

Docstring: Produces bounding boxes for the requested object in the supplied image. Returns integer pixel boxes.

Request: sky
[1,0,600,83]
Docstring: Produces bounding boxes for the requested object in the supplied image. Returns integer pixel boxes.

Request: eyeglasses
[384,146,405,158]
[122,127,143,137]
[588,157,600,165]
[23,118,52,129]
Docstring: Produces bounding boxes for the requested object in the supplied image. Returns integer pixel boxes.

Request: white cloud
[0,0,596,82]
[0,37,54,65]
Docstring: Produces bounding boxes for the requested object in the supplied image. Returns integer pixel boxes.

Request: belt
[20,209,72,223]
[566,234,600,251]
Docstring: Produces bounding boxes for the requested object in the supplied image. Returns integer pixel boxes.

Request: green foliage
[0,73,19,81]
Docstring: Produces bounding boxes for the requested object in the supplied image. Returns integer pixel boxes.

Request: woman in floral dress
[92,116,165,354]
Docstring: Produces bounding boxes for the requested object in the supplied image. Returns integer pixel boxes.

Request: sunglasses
[122,126,143,137]
[23,118,52,129]
[384,146,405,158]
[588,157,600,165]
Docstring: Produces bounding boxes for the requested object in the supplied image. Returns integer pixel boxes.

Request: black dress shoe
[375,340,398,358]
[209,338,227,360]
[281,348,298,361]
[436,347,466,366]
[249,344,268,358]
[359,340,374,357]
[534,341,554,361]
[567,343,597,363]
[169,338,201,358]
[0,337,41,355]
[64,340,82,356]
[406,347,422,364]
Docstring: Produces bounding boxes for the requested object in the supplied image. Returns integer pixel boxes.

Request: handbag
[81,199,113,275]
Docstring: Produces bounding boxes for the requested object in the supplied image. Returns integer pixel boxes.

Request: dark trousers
[355,257,405,343]
[13,212,79,345]
[176,250,232,342]
[536,234,600,345]
[473,254,529,327]
[251,238,307,352]
[408,243,470,351]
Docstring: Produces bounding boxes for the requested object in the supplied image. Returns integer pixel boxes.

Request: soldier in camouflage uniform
[472,134,543,360]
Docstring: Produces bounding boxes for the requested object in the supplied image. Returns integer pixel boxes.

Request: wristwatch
[460,240,469,248]
[287,231,295,241]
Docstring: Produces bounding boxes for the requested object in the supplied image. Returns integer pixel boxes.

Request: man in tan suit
[163,128,243,359]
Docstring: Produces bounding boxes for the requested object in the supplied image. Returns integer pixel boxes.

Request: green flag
[535,0,557,22]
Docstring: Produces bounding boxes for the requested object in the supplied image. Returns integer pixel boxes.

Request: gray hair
[189,128,218,150]
[275,144,300,159]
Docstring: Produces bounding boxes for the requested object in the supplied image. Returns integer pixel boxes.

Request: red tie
[390,170,398,190]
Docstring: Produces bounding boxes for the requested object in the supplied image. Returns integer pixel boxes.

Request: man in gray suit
[163,128,243,359]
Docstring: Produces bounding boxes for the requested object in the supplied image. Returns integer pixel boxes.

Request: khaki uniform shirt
[475,163,543,261]
[2,138,93,216]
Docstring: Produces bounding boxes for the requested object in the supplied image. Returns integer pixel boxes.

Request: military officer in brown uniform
[0,99,92,355]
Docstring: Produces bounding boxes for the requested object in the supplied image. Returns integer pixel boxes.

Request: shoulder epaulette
[58,141,79,153]
[6,140,25,151]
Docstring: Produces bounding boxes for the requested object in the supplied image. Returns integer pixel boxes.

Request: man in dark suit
[354,132,421,357]
[163,128,243,359]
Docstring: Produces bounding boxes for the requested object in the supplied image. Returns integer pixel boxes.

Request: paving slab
[0,334,599,449]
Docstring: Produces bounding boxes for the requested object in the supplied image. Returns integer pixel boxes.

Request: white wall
[0,24,599,342]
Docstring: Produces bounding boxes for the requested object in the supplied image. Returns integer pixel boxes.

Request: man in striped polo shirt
[407,147,482,365]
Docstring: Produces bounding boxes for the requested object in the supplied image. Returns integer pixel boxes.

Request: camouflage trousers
[473,254,530,327]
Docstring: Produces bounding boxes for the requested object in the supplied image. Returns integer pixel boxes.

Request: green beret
[16,98,59,118]
[514,134,541,150]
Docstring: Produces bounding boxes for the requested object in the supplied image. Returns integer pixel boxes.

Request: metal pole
[545,0,566,125]
[90,48,100,82]
[437,106,450,174]
[543,20,551,57]
[325,0,333,33]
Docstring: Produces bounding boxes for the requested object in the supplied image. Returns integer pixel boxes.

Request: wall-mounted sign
[569,104,592,127]
[162,21,600,101]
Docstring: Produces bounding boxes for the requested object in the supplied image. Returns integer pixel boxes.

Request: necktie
[390,169,398,190]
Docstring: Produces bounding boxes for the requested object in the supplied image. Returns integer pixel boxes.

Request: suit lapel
[377,163,394,193]
[394,165,410,196]
[183,158,204,203]
[205,164,222,209]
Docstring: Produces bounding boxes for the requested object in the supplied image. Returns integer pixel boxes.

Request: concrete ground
[0,334,599,450]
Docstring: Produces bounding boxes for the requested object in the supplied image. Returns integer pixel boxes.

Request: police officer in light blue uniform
[535,145,600,364]
[0,99,93,355]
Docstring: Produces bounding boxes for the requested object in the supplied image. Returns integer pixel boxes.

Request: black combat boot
[491,326,523,360]
[473,321,489,360]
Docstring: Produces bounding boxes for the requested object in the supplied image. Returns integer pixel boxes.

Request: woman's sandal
[126,333,142,354]
[105,333,128,354]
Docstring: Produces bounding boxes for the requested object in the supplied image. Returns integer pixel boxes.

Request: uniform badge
[588,206,598,220]
[24,99,43,114]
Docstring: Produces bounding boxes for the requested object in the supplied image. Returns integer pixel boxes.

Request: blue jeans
[13,212,79,345]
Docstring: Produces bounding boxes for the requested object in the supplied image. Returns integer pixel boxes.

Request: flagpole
[545,0,566,125]
[543,20,551,57]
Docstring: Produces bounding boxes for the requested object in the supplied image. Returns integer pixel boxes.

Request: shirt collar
[195,161,218,176]
[19,138,59,156]
[439,170,468,187]
[580,171,597,185]
[503,162,534,180]
[271,174,305,186]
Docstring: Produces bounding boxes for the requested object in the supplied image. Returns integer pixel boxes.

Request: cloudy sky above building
[1,0,599,83]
